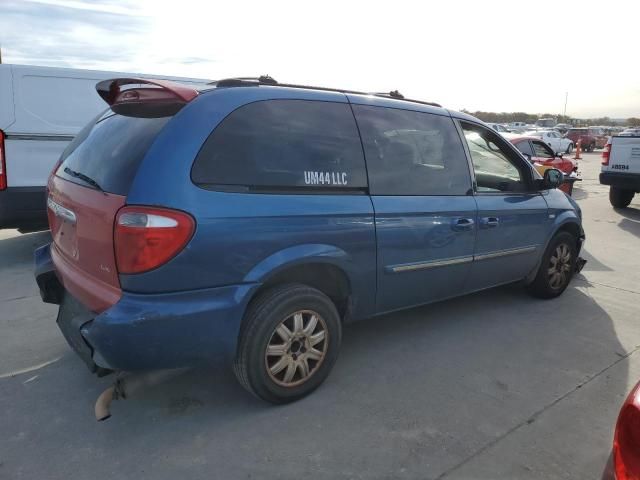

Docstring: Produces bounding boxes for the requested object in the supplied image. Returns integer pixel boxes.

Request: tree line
[461,110,640,127]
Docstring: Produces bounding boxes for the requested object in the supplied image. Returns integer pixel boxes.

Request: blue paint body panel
[120,191,377,321]
[468,193,550,290]
[36,83,585,372]
[82,283,259,370]
[372,195,476,312]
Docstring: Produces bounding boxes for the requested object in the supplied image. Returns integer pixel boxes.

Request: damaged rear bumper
[34,243,258,373]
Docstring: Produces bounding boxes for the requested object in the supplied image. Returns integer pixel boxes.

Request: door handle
[451,217,475,231]
[481,217,500,228]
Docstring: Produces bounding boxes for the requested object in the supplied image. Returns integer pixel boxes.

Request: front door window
[461,123,529,193]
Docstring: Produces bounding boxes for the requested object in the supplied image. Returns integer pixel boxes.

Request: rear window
[57,110,171,195]
[191,100,367,192]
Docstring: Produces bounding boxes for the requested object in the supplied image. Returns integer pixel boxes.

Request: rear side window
[531,141,554,159]
[57,110,170,195]
[352,105,471,195]
[192,100,367,191]
[515,140,534,157]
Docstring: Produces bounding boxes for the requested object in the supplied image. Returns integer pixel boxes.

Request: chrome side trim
[387,255,474,273]
[47,197,77,224]
[387,245,540,274]
[5,133,75,142]
[474,245,538,261]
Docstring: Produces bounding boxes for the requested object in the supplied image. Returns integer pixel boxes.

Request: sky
[1,0,639,118]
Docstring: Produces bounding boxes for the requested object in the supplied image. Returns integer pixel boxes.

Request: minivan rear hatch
[48,79,197,312]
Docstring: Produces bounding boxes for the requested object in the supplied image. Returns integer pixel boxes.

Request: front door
[351,103,477,313]
[459,122,549,291]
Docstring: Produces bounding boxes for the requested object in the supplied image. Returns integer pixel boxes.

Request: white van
[0,64,209,230]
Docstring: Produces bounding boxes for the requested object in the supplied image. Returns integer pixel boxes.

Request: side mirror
[523,153,532,162]
[542,168,563,189]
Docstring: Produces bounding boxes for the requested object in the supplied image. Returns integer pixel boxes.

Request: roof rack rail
[372,90,441,107]
[210,75,278,87]
[374,90,405,99]
[208,76,442,108]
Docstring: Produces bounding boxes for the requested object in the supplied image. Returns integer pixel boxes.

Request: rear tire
[609,187,635,208]
[566,143,573,154]
[234,284,342,404]
[589,142,595,152]
[528,232,577,299]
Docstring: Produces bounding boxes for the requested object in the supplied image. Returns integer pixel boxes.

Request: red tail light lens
[114,206,195,274]
[614,383,640,480]
[0,129,7,190]
[602,142,611,166]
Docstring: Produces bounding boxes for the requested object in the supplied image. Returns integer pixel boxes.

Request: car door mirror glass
[542,168,563,189]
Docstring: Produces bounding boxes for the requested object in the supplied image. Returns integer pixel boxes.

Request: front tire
[610,187,635,208]
[234,284,342,404]
[528,232,577,299]
[566,143,574,154]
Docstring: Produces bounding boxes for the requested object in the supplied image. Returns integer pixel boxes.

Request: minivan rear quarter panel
[122,87,378,320]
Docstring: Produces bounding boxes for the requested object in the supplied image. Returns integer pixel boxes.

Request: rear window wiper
[63,167,105,192]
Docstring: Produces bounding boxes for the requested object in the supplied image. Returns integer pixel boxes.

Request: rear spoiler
[96,78,199,116]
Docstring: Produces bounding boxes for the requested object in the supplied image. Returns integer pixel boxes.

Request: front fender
[243,243,353,284]
[524,209,584,284]
[547,210,584,244]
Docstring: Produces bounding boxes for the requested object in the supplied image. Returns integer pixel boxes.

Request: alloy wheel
[548,243,572,289]
[265,310,328,387]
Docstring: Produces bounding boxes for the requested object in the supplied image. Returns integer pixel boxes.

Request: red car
[566,127,608,151]
[506,134,578,175]
[602,380,640,479]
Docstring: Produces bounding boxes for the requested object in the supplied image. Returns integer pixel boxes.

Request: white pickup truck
[600,135,640,208]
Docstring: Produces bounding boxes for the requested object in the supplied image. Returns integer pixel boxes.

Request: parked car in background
[508,121,529,133]
[0,64,209,231]
[525,130,574,154]
[601,380,640,480]
[535,118,556,128]
[34,77,584,404]
[589,127,609,148]
[554,123,572,135]
[566,127,607,151]
[620,128,640,136]
[507,134,578,195]
[487,123,510,133]
[600,135,640,208]
[507,134,578,176]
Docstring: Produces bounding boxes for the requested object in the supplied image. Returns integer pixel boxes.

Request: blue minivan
[35,77,585,403]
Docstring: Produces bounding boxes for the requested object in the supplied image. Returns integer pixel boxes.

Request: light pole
[563,91,568,119]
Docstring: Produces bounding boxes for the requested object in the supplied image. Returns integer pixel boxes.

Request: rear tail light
[613,383,640,480]
[0,129,6,190]
[114,206,195,274]
[602,142,612,166]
